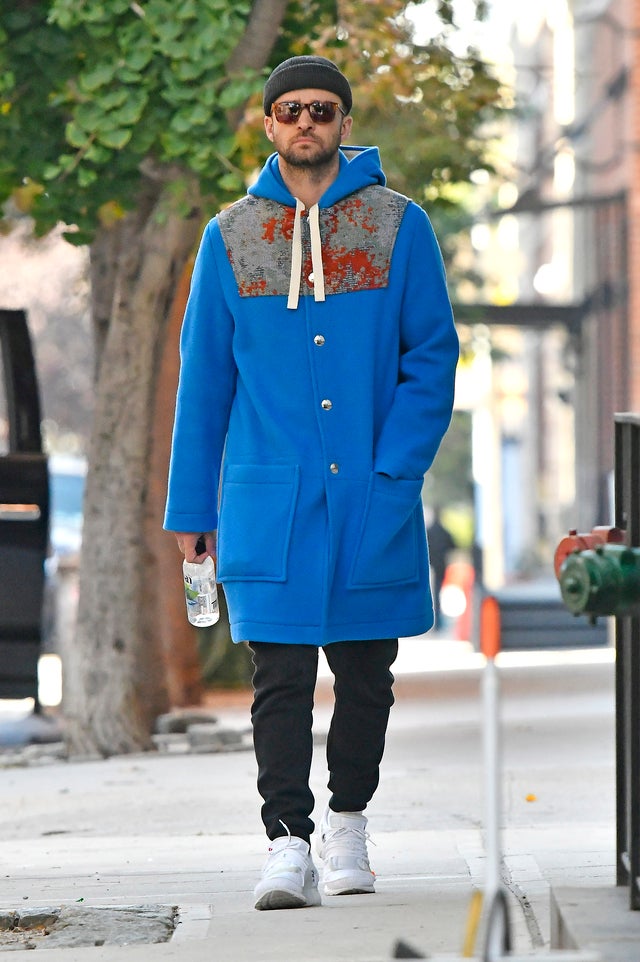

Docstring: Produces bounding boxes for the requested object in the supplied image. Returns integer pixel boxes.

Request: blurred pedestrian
[427,507,456,630]
[164,55,458,910]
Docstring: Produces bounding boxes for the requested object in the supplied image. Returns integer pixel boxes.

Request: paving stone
[0,905,177,951]
[155,711,219,735]
[14,909,59,928]
[185,723,250,752]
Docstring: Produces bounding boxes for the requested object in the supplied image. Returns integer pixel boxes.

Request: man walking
[164,55,459,910]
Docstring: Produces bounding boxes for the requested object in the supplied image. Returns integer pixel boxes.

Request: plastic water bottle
[183,555,219,627]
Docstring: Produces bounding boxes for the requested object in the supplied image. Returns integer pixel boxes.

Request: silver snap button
[314,334,325,346]
[321,399,332,410]
[329,462,339,474]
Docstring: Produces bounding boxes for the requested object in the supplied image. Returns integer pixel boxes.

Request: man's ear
[341,114,353,140]
[264,115,275,143]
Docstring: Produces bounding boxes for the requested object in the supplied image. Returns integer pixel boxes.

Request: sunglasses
[271,100,347,125]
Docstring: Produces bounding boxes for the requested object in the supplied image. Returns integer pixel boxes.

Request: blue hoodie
[164,146,459,645]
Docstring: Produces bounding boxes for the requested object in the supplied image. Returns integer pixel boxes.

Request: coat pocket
[349,473,424,588]
[217,463,300,582]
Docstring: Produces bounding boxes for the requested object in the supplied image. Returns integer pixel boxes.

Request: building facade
[464,0,640,587]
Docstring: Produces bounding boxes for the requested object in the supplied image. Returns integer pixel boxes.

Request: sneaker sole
[324,888,376,898]
[254,888,310,910]
[322,879,376,895]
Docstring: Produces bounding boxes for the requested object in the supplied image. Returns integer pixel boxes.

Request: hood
[247,147,387,309]
[248,145,386,206]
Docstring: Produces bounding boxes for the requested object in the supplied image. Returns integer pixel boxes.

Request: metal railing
[614,413,640,909]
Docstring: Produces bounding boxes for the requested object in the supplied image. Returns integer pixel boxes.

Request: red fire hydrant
[554,525,640,619]
[553,526,626,579]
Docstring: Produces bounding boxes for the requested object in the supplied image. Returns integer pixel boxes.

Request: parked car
[42,453,86,671]
[0,309,49,702]
[48,453,86,565]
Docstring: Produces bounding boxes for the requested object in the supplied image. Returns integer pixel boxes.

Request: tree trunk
[147,258,204,708]
[63,179,202,756]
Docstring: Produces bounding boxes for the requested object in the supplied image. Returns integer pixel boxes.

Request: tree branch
[225,0,290,128]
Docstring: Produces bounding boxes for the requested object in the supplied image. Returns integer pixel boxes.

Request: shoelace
[322,824,374,859]
[264,820,307,875]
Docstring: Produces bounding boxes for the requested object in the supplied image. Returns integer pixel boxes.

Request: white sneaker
[254,834,321,911]
[315,807,376,896]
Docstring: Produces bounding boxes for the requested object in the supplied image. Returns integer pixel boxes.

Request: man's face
[264,87,353,169]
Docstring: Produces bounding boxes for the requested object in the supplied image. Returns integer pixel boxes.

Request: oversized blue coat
[164,146,459,646]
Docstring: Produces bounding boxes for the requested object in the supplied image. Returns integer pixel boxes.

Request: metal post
[614,413,640,908]
[479,596,511,959]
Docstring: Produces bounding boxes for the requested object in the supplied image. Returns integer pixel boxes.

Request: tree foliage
[0,0,261,243]
[1,0,505,248]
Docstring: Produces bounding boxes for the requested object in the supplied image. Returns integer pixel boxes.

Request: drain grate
[0,905,178,950]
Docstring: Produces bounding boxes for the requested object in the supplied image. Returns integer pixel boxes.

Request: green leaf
[42,163,62,180]
[77,166,98,187]
[175,0,198,20]
[168,110,193,135]
[123,44,154,72]
[153,19,183,46]
[110,91,147,126]
[85,143,112,164]
[100,88,130,111]
[63,229,94,247]
[189,103,209,125]
[85,22,114,39]
[76,101,104,131]
[56,153,78,173]
[174,59,206,82]
[80,62,117,92]
[66,120,90,148]
[217,81,252,110]
[83,4,107,24]
[98,127,132,150]
[217,171,244,193]
[115,67,143,84]
[160,128,189,157]
[129,123,157,155]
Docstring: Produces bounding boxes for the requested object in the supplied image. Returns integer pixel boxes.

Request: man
[164,55,459,911]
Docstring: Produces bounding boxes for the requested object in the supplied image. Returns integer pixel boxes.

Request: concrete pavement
[0,637,636,960]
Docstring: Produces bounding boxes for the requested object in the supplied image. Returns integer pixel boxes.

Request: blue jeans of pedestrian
[248,638,399,844]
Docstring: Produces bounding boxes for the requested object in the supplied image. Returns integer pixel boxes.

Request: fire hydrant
[554,526,640,618]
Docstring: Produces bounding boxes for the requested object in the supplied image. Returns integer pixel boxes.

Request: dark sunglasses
[272,100,347,125]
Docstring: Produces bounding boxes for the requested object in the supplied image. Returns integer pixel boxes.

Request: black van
[0,309,49,701]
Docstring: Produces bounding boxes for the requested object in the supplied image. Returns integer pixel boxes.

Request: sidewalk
[0,637,636,960]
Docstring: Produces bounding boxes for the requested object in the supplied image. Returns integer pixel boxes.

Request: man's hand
[175,531,217,564]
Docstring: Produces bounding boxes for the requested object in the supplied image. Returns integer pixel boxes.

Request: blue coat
[164,147,459,645]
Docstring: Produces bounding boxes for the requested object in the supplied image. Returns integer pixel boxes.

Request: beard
[277,130,342,171]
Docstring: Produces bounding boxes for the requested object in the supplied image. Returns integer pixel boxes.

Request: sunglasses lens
[273,103,301,123]
[309,102,337,123]
[273,102,339,124]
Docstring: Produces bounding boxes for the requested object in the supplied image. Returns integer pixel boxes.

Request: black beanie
[263,56,352,115]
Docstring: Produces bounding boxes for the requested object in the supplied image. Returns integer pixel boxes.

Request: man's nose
[297,106,315,125]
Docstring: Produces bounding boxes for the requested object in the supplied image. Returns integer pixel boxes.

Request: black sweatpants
[249,638,399,844]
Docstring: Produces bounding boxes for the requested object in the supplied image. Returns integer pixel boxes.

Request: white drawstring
[286,199,326,310]
[287,198,305,310]
[308,203,325,303]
